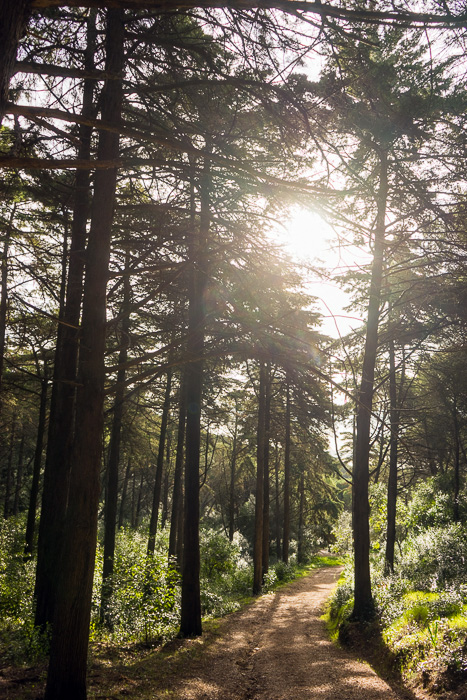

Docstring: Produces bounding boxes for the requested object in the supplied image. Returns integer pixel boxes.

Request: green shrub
[372,573,410,627]
[407,477,457,530]
[0,517,34,619]
[398,524,467,589]
[93,528,180,645]
[200,528,242,580]
[326,578,354,640]
[199,528,253,613]
[381,584,467,690]
[262,568,278,591]
[0,516,49,663]
[327,568,354,632]
[274,560,297,583]
[228,566,253,598]
[330,510,352,557]
[199,583,240,617]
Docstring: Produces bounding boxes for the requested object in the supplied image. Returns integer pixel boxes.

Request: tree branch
[14,60,118,81]
[28,0,467,28]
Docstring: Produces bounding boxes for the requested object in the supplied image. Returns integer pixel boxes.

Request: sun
[272,207,364,338]
[279,209,336,264]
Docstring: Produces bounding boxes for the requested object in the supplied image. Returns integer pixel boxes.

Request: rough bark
[253,362,266,595]
[13,433,25,516]
[453,404,461,523]
[179,155,210,638]
[34,10,97,629]
[132,470,144,529]
[262,364,271,577]
[228,406,238,542]
[384,338,398,574]
[297,469,305,564]
[44,10,123,700]
[3,415,16,518]
[0,0,31,124]
[0,218,13,409]
[100,265,131,623]
[148,369,172,555]
[274,443,281,560]
[176,480,184,566]
[161,436,171,529]
[352,150,388,621]
[282,378,291,564]
[168,376,186,562]
[130,470,136,526]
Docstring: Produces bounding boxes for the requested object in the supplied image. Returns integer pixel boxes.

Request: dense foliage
[0,513,330,663]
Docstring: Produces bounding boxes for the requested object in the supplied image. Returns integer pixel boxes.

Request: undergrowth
[327,482,467,696]
[0,517,339,666]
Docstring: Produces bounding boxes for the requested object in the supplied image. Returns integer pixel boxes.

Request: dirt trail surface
[139,566,409,700]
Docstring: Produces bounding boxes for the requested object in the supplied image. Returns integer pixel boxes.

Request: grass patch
[311,554,343,568]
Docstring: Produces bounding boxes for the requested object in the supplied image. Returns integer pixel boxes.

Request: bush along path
[89,565,416,700]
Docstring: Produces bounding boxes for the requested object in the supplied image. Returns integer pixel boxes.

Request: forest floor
[0,565,452,700]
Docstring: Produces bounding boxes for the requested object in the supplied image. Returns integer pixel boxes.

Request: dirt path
[149,566,411,700]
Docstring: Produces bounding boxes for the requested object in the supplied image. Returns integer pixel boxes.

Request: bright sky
[273,207,367,339]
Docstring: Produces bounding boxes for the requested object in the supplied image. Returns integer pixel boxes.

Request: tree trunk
[0,215,13,412]
[453,404,461,523]
[274,442,281,560]
[169,376,186,563]
[180,154,210,638]
[228,406,238,542]
[282,378,291,563]
[44,10,123,700]
[0,209,14,501]
[133,471,144,529]
[100,264,131,624]
[176,478,184,567]
[297,469,305,564]
[262,363,271,577]
[373,422,386,484]
[161,434,171,529]
[24,376,48,555]
[35,10,97,630]
[13,432,25,516]
[0,0,30,124]
[148,369,172,555]
[253,362,266,594]
[3,414,16,518]
[118,457,132,529]
[352,149,388,621]
[384,338,398,574]
[130,470,136,527]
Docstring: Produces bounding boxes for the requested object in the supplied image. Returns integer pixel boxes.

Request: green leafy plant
[427,620,439,648]
[0,516,49,663]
